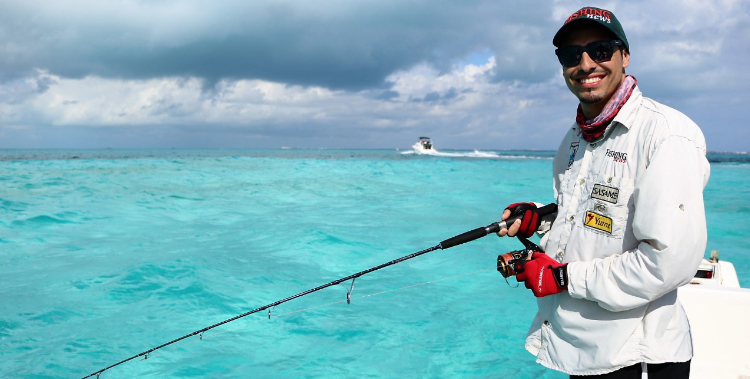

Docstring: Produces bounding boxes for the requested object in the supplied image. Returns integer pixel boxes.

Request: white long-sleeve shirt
[527,86,710,375]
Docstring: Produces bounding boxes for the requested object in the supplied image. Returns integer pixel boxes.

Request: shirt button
[579,179,585,185]
[569,216,575,221]
[607,177,613,183]
[557,251,564,257]
[591,143,597,147]
[543,320,550,326]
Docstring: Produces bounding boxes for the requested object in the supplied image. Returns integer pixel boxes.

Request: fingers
[507,219,521,237]
[496,209,512,237]
[501,209,511,221]
[496,219,521,237]
[516,271,527,282]
[517,272,534,290]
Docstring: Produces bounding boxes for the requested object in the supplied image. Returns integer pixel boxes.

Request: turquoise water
[1,149,748,379]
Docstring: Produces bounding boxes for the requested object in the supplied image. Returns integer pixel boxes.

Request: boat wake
[402,137,550,159]
[401,148,501,158]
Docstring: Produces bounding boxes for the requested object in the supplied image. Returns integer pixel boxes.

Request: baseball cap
[552,7,629,52]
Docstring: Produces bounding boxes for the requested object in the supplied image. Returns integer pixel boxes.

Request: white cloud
[0,0,747,151]
[0,56,574,148]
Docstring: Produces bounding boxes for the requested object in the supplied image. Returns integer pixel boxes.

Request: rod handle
[439,227,488,249]
[438,203,557,250]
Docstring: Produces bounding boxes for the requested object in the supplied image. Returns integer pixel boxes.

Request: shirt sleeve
[567,135,710,312]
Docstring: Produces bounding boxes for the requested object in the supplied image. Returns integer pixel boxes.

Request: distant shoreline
[0,148,747,164]
[0,147,746,154]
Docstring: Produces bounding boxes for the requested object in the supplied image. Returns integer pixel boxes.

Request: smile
[579,77,602,84]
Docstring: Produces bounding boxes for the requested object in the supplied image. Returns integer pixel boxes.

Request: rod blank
[81,203,557,379]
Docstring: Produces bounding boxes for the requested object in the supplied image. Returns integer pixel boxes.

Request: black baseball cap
[553,7,629,52]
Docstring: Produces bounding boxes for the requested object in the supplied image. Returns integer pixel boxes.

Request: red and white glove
[504,202,543,238]
[515,252,568,297]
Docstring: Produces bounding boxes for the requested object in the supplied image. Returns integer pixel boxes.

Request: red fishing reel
[497,236,544,278]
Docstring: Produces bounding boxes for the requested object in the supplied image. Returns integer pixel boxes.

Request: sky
[0,0,747,151]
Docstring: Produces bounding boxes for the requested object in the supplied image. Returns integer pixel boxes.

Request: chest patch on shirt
[567,142,580,169]
[584,211,613,234]
[591,184,619,204]
[605,149,628,163]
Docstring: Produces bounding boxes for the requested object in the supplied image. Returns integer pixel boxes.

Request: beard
[578,90,607,104]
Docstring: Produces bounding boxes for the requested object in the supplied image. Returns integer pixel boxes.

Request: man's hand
[515,252,568,297]
[497,202,543,238]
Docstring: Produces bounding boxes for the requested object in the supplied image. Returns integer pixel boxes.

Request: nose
[578,51,597,72]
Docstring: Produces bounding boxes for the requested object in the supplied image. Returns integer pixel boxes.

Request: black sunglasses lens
[591,41,614,62]
[557,47,582,67]
[557,41,617,66]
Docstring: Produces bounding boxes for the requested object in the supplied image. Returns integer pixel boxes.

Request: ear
[621,50,630,70]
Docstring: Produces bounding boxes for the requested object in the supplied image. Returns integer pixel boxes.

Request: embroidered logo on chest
[567,142,580,169]
[591,184,619,204]
[584,211,613,234]
[605,149,627,163]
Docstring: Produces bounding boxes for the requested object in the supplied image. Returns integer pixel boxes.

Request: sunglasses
[555,40,625,67]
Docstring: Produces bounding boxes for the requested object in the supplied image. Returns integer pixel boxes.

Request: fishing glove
[504,202,543,238]
[515,252,568,297]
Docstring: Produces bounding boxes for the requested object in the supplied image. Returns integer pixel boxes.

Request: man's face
[560,26,630,114]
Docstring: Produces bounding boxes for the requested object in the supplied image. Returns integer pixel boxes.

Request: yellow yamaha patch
[584,211,612,234]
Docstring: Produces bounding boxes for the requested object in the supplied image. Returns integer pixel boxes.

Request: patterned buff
[576,75,637,142]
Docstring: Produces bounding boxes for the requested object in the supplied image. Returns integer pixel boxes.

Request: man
[497,7,710,379]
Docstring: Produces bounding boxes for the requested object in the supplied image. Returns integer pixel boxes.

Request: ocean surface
[1,148,748,379]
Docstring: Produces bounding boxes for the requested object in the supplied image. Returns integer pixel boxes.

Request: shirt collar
[611,85,642,130]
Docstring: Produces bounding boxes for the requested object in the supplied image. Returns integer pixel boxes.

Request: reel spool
[496,235,545,278]
[497,250,533,278]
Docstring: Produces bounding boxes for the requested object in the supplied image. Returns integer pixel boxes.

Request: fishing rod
[82,203,557,379]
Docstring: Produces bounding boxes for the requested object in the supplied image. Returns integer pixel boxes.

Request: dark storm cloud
[1,1,748,152]
[0,0,556,90]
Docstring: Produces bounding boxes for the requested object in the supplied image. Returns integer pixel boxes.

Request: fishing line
[81,203,556,379]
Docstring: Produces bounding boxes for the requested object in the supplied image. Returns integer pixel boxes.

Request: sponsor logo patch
[584,211,613,234]
[591,184,619,204]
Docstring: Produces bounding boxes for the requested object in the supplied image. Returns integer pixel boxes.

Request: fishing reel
[496,235,545,278]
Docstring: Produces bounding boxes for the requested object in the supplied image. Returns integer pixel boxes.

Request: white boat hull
[412,142,437,154]
[677,258,750,378]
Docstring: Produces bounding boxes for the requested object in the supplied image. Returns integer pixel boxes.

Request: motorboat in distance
[413,137,433,152]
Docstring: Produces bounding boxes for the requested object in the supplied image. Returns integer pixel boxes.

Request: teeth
[579,77,601,84]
